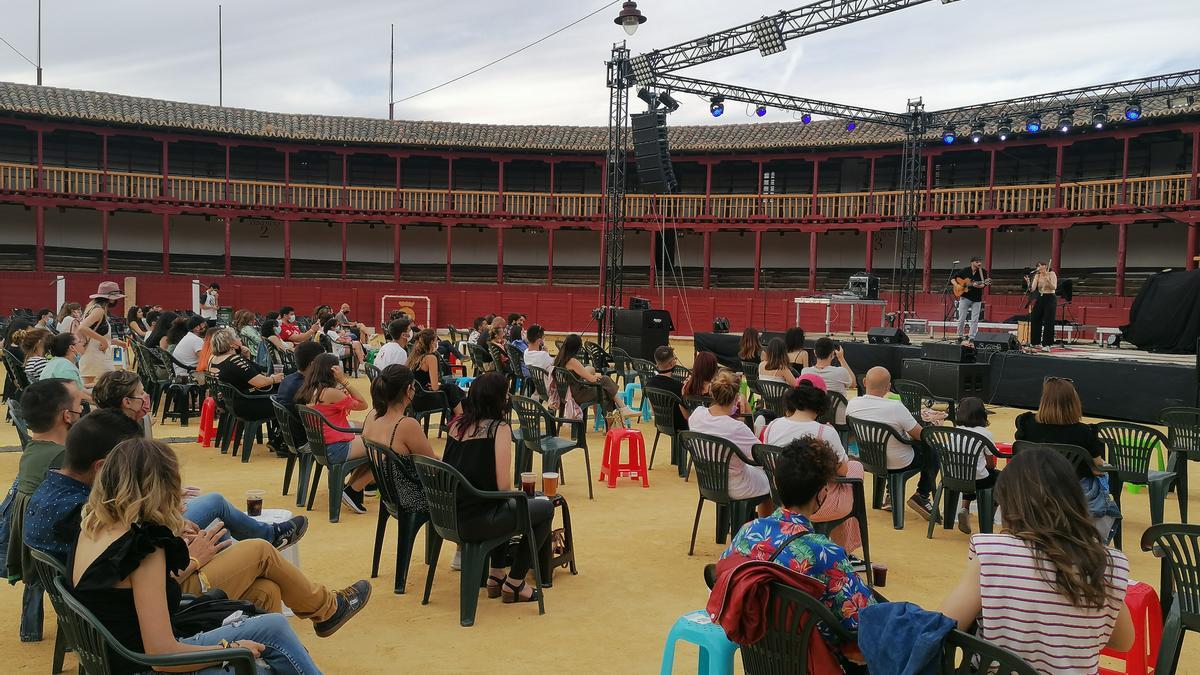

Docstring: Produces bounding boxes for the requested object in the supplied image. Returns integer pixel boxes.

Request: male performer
[1024,260,1058,351]
[953,256,989,342]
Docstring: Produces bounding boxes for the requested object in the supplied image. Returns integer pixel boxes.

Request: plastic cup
[871,563,888,587]
[542,472,559,497]
[520,472,537,497]
[273,364,284,376]
[245,489,265,517]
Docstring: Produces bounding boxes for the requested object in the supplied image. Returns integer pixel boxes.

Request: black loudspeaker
[921,342,976,363]
[613,309,674,360]
[868,327,910,345]
[973,331,1019,352]
[631,111,678,193]
[901,359,989,401]
[629,296,651,311]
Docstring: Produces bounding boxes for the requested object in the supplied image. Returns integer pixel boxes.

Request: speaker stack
[612,309,674,361]
[631,111,678,193]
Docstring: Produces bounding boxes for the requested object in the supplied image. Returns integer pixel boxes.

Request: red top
[279,322,300,341]
[312,394,360,444]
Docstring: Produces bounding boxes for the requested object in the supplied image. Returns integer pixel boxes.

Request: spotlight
[1057,110,1074,133]
[997,119,1012,141]
[969,122,984,143]
[614,1,647,36]
[1124,100,1142,121]
[1025,115,1042,133]
[709,96,725,117]
[658,91,680,113]
[846,120,857,131]
[800,112,812,124]
[1091,106,1108,129]
[941,126,957,144]
[755,105,767,118]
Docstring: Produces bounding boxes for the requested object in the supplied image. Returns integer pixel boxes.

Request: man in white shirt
[844,366,936,520]
[199,283,219,320]
[522,324,554,384]
[172,316,208,376]
[801,337,855,394]
[373,318,411,371]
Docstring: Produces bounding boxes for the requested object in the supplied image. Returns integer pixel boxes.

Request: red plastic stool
[1100,581,1162,675]
[197,396,217,447]
[599,427,649,488]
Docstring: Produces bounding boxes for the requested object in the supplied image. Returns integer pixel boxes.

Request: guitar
[951,274,991,298]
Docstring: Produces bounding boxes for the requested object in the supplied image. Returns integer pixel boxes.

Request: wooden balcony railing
[0,161,1192,221]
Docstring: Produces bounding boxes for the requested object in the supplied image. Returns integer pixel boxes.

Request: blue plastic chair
[621,382,651,422]
[660,610,738,675]
[455,376,475,389]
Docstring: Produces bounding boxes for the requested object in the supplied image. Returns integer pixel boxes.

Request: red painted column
[648,229,656,290]
[340,221,348,279]
[496,227,505,285]
[753,230,762,291]
[283,219,292,280]
[1051,227,1063,273]
[446,158,455,211]
[547,227,555,286]
[1119,137,1131,205]
[702,230,711,289]
[34,206,44,272]
[161,140,169,197]
[1053,144,1065,208]
[100,135,109,194]
[810,159,820,217]
[807,232,818,292]
[866,156,877,214]
[161,213,170,274]
[497,160,505,212]
[756,161,764,216]
[598,225,606,294]
[1186,223,1197,271]
[100,210,109,274]
[445,225,453,283]
[704,163,713,216]
[393,223,401,282]
[1115,223,1128,295]
[223,217,231,277]
[864,229,874,272]
[921,229,932,292]
[224,145,231,202]
[986,149,996,210]
[35,129,43,189]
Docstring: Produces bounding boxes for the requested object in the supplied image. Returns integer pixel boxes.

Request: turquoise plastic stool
[591,403,606,432]
[620,383,650,422]
[660,610,738,675]
[455,376,475,389]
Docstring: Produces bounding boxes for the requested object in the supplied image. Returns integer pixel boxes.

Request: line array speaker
[631,111,678,194]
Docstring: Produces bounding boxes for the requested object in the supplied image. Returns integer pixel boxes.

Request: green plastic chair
[363,440,431,595]
[737,580,859,674]
[893,378,957,424]
[295,404,369,523]
[846,416,923,530]
[677,431,768,555]
[1141,523,1200,675]
[270,398,312,507]
[921,427,998,539]
[940,629,1039,675]
[28,549,68,674]
[740,360,762,404]
[510,395,591,499]
[1161,407,1200,522]
[212,381,273,463]
[644,387,687,476]
[1096,422,1178,526]
[756,380,791,418]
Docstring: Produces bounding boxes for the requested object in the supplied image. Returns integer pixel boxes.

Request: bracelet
[189,556,202,570]
[219,639,231,649]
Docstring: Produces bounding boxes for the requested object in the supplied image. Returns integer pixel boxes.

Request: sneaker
[907,494,935,522]
[272,515,309,550]
[450,549,462,571]
[880,493,892,512]
[957,508,973,535]
[363,483,378,497]
[341,486,367,514]
[313,580,372,637]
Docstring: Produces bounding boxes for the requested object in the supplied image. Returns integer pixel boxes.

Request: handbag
[172,589,265,638]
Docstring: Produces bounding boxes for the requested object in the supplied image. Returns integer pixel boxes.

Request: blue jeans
[325,441,352,464]
[178,612,321,674]
[20,581,44,641]
[184,493,274,543]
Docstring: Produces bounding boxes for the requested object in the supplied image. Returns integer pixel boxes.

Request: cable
[391,0,623,105]
[0,35,36,68]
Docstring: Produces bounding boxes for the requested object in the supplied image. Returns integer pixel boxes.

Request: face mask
[134,393,151,421]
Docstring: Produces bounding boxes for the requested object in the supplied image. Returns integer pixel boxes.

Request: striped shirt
[971,533,1128,675]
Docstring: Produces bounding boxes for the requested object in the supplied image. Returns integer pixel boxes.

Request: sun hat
[89,281,125,300]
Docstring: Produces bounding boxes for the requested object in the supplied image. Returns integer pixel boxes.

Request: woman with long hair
[143,311,178,351]
[1014,377,1105,476]
[407,328,465,415]
[76,282,129,387]
[259,310,293,356]
[761,379,863,551]
[20,327,52,382]
[551,333,637,419]
[298,353,371,513]
[442,372,553,603]
[231,309,264,360]
[738,327,762,363]
[940,448,1133,674]
[758,337,798,386]
[784,326,808,370]
[354,365,437,512]
[951,397,1000,535]
[69,437,323,674]
[125,305,148,340]
[165,316,191,351]
[685,370,774,517]
[55,302,81,334]
[681,351,720,399]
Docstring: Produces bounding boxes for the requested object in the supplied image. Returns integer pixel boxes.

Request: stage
[692,332,1198,424]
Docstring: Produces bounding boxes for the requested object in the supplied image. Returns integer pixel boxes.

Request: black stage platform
[693,332,1197,424]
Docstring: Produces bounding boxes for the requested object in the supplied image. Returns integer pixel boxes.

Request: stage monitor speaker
[921,342,976,363]
[868,327,909,345]
[901,359,989,401]
[614,308,674,336]
[973,331,1019,352]
[631,111,678,193]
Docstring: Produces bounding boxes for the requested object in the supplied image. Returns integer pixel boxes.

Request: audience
[39,333,91,402]
[939,448,1133,674]
[210,327,284,438]
[758,338,798,386]
[552,334,637,419]
[467,317,485,346]
[231,309,264,363]
[522,324,553,373]
[645,345,688,431]
[685,371,773,517]
[682,351,720,400]
[802,337,856,394]
[55,303,81,335]
[323,316,367,368]
[259,310,293,356]
[298,353,372,513]
[199,282,220,319]
[951,397,1000,535]
[737,327,763,363]
[125,305,148,340]
[761,379,863,552]
[143,310,178,351]
[3,319,31,400]
[171,316,207,375]
[20,327,51,382]
[373,318,411,370]
[442,373,552,604]
[784,326,809,370]
[1013,377,1105,477]
[91,370,151,424]
[33,308,56,333]
[845,366,935,520]
[355,365,436,512]
[279,305,319,345]
[408,329,466,416]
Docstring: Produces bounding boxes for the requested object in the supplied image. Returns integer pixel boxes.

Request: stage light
[969,122,984,143]
[752,17,786,56]
[801,112,812,124]
[997,119,1012,141]
[658,91,680,113]
[1024,115,1042,133]
[941,126,957,144]
[1124,100,1142,121]
[615,1,647,35]
[1091,106,1108,129]
[709,96,725,117]
[628,54,653,84]
[1057,111,1074,133]
[846,120,857,131]
[755,105,767,117]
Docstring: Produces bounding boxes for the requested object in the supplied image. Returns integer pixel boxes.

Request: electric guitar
[951,273,991,298]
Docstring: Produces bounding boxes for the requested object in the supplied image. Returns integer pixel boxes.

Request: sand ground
[0,340,1196,674]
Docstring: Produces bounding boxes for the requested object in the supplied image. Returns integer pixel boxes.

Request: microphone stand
[942,262,959,342]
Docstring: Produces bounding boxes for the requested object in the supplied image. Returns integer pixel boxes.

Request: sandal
[501,580,540,604]
[486,575,506,599]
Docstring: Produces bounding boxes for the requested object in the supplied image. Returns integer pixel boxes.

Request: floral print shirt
[721,508,874,635]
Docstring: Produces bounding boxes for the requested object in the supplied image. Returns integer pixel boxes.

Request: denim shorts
[326,440,352,463]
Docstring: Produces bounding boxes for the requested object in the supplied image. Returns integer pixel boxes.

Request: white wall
[450,227,498,265]
[760,230,809,268]
[346,223,394,264]
[398,225,445,265]
[1060,226,1117,268]
[552,230,600,267]
[624,230,651,266]
[711,231,755,268]
[0,204,34,244]
[1127,221,1187,268]
[290,220,342,261]
[230,218,283,258]
[502,229,548,266]
[815,230,867,269]
[929,227,985,269]
[992,227,1052,270]
[169,214,222,255]
[109,211,163,253]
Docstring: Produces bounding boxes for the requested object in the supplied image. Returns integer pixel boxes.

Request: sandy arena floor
[0,340,1197,674]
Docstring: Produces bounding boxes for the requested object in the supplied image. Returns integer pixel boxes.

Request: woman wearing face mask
[92,370,153,424]
[39,332,94,404]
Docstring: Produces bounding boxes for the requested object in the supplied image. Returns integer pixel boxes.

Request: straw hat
[89,281,125,300]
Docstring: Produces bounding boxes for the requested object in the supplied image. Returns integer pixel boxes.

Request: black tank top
[441,420,502,519]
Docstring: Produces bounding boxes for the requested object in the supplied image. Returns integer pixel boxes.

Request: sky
[1,0,1198,127]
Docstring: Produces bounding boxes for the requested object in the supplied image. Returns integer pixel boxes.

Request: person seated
[259,311,294,357]
[738,327,763,363]
[521,324,554,374]
[67,438,337,675]
[722,436,875,655]
[844,366,935,520]
[758,338,798,386]
[335,303,370,339]
[171,316,207,376]
[951,397,1000,535]
[278,305,320,345]
[784,327,809,370]
[209,327,286,446]
[686,371,774,517]
[939,448,1133,674]
[442,373,553,604]
[551,334,638,419]
[299,354,372,513]
[354,365,437,507]
[143,311,178,351]
[645,345,689,431]
[323,316,367,369]
[408,329,466,416]
[20,327,52,382]
[373,318,411,370]
[39,333,93,403]
[33,308,56,333]
[802,337,856,395]
[486,317,511,369]
[761,379,864,553]
[27,413,367,642]
[1014,376,1105,478]
[681,351,720,400]
[231,309,265,364]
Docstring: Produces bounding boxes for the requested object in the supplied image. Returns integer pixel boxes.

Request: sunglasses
[1044,376,1074,384]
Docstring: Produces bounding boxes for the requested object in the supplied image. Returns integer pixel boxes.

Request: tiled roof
[0,81,1194,155]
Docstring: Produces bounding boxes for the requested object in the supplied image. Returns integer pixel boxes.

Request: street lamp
[614,1,646,36]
